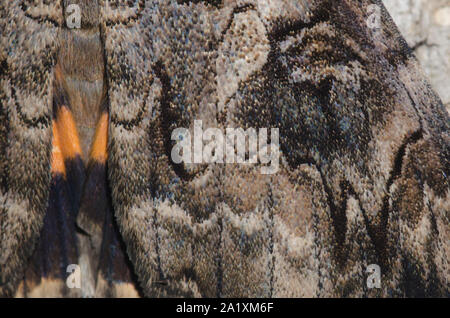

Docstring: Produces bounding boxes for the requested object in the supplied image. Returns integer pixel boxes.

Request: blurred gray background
[383,0,450,113]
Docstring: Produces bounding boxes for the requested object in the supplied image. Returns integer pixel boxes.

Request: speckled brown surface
[0,0,448,297]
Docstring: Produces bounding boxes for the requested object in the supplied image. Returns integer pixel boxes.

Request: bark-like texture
[106,0,449,297]
[1,0,449,297]
[0,1,56,296]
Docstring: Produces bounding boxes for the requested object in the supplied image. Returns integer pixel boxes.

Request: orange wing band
[89,112,109,164]
[50,121,66,177]
[55,106,83,160]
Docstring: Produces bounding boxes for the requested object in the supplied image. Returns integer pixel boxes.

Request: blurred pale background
[383,0,450,113]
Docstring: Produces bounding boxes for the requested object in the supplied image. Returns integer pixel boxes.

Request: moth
[0,0,448,298]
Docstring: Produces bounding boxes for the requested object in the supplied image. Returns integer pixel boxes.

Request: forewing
[106,0,449,297]
[0,1,61,296]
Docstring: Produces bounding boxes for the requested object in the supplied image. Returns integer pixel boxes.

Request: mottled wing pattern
[0,0,448,298]
[1,0,141,297]
[106,0,449,297]
[0,0,58,296]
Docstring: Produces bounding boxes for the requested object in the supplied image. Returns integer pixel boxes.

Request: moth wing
[0,1,60,296]
[16,166,81,298]
[106,0,449,297]
[102,4,165,295]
